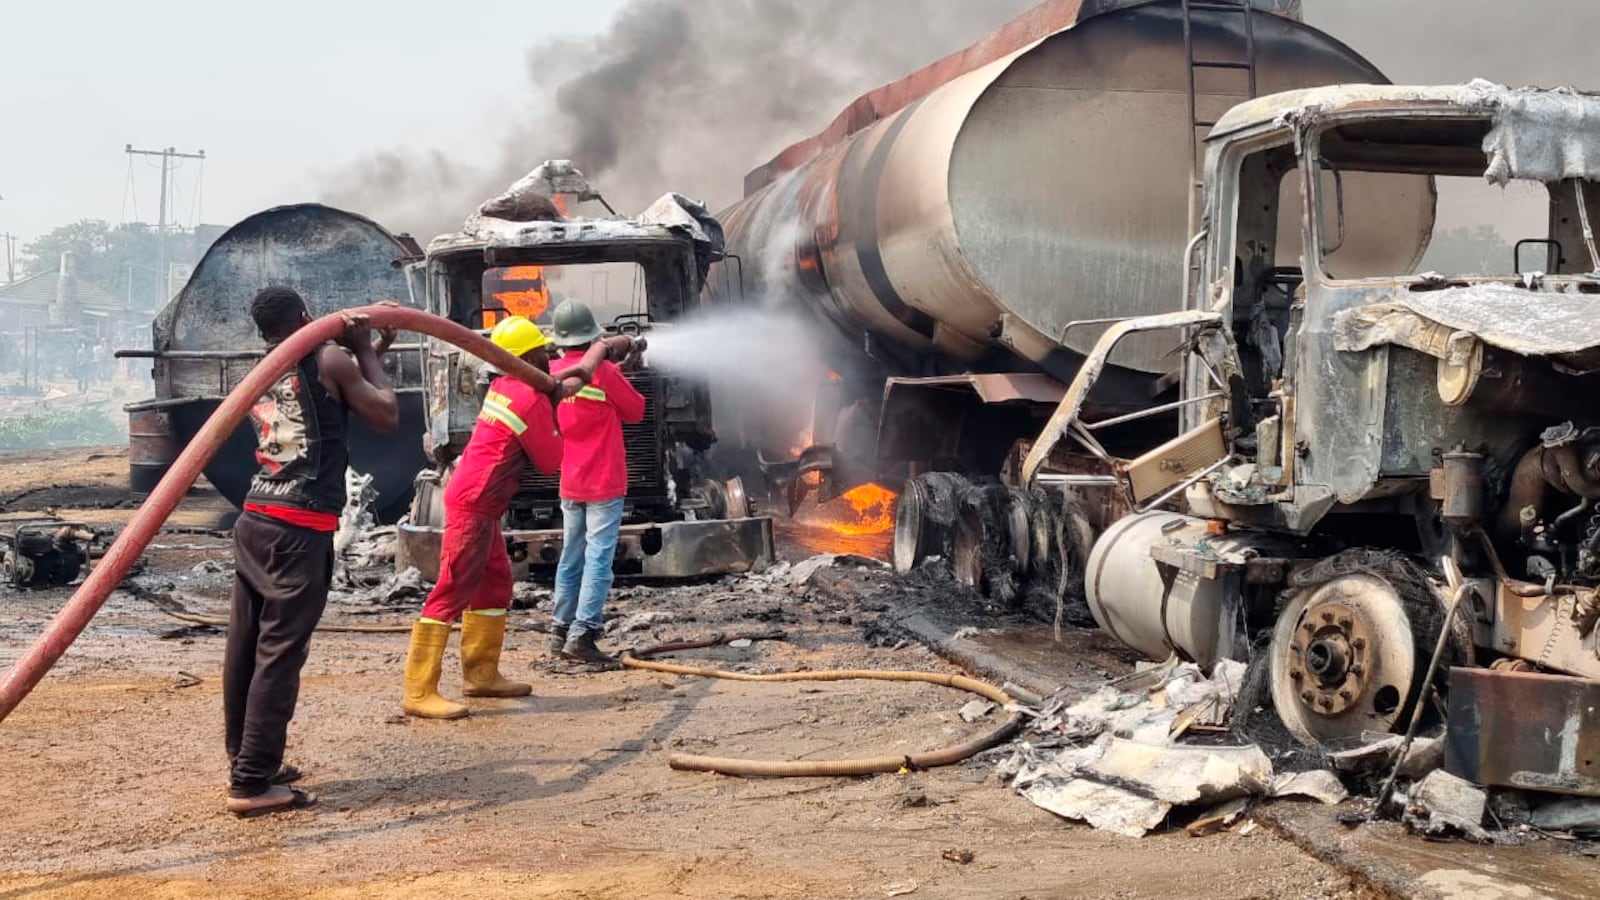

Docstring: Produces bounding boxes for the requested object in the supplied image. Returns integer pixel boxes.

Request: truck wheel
[1051,497,1095,627]
[1015,488,1094,631]
[951,483,1018,604]
[1056,500,1094,602]
[892,479,929,574]
[951,490,984,590]
[1028,493,1058,582]
[689,477,752,520]
[724,478,752,518]
[1005,489,1034,575]
[893,472,968,575]
[1267,550,1472,747]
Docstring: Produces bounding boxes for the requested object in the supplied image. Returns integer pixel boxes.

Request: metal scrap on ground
[994,657,1345,837]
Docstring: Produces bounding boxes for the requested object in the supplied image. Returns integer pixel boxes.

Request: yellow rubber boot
[461,610,533,698]
[403,620,469,719]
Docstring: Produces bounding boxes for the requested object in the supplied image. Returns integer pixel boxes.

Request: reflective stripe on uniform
[479,397,528,434]
[572,385,607,402]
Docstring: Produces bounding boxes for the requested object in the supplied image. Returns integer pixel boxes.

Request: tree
[1417,224,1517,276]
[22,220,166,308]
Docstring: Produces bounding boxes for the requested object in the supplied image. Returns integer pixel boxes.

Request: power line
[124,145,206,310]
[122,155,140,223]
[190,156,206,227]
[1,233,16,284]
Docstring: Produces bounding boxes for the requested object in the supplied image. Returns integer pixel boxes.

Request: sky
[5,0,1600,253]
[0,0,628,246]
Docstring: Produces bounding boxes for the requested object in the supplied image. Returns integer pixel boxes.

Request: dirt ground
[0,448,1375,899]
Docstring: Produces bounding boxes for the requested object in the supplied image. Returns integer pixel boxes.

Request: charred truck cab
[1024,83,1600,786]
[394,162,774,581]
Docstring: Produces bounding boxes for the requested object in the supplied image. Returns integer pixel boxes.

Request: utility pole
[0,190,12,283]
[125,144,205,310]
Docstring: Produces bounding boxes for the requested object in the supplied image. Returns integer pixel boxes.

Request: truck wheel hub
[1270,573,1417,746]
[1284,600,1370,714]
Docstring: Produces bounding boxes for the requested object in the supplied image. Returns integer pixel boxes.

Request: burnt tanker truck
[124,163,773,581]
[714,0,1600,787]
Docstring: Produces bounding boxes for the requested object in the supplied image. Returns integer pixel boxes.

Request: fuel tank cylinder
[1084,511,1242,668]
[714,0,1400,384]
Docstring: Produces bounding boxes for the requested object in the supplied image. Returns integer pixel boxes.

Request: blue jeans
[552,498,625,634]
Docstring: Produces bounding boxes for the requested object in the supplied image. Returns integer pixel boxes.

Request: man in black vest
[223,286,399,817]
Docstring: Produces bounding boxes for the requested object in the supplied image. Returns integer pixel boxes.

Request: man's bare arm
[371,301,401,357]
[321,315,399,432]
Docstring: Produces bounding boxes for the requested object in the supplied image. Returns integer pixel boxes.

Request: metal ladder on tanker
[1022,2,1269,499]
[1181,0,1260,239]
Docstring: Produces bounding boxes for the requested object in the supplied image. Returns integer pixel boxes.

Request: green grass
[0,405,126,452]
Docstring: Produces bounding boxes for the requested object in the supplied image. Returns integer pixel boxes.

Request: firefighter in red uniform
[401,316,622,719]
[547,299,647,664]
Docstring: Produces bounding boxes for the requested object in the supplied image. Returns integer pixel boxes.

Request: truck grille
[519,372,664,499]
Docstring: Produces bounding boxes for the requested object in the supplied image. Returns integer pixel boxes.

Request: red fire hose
[0,306,563,724]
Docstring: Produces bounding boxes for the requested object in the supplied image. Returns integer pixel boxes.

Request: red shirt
[549,355,645,502]
[443,375,563,516]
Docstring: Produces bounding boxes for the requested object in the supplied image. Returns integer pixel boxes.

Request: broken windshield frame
[1306,113,1600,286]
[429,242,691,332]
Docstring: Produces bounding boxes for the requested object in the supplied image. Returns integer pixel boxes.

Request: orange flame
[787,481,897,559]
[805,483,896,536]
[487,264,550,327]
[483,195,570,327]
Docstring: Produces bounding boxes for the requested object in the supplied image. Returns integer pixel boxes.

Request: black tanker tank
[122,204,429,523]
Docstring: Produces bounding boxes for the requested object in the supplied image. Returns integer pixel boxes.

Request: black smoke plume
[319,0,1034,237]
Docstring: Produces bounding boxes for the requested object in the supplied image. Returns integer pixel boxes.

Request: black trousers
[223,511,334,798]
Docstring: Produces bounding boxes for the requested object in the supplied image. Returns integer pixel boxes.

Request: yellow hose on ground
[149,600,1023,775]
[621,642,1022,778]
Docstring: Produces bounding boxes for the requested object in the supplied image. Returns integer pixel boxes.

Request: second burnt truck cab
[393,162,774,581]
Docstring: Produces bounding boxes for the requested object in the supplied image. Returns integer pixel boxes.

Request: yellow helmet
[489,315,548,357]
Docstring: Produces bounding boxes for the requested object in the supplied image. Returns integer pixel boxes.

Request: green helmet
[549,298,602,348]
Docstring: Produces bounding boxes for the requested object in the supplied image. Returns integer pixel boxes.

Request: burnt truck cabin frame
[1163,87,1600,746]
[1197,97,1600,539]
[419,238,715,529]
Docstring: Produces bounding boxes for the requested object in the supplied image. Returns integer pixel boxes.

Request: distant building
[0,252,129,338]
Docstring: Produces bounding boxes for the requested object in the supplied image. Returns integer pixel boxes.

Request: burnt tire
[892,479,929,574]
[952,482,1020,605]
[1017,488,1095,630]
[1005,488,1035,576]
[896,472,968,575]
[1028,490,1058,582]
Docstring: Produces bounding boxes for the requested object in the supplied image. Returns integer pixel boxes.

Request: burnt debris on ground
[6,462,1599,898]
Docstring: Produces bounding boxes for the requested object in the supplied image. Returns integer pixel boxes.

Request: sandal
[227,786,318,818]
